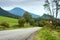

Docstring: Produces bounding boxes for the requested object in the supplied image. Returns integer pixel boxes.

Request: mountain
[30,13,40,18]
[9,7,40,18]
[0,7,20,19]
[41,14,54,19]
[9,7,25,16]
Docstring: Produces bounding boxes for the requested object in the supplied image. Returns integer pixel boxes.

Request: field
[0,16,33,30]
[0,16,18,25]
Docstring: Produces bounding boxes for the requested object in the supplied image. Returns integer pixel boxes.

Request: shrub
[12,25,19,28]
[18,17,26,27]
[24,23,31,27]
[35,21,49,27]
[0,21,10,28]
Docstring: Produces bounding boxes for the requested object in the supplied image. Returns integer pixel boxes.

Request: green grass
[0,16,18,25]
[34,28,60,40]
[0,16,33,30]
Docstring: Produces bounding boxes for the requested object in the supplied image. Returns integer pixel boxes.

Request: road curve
[0,27,42,40]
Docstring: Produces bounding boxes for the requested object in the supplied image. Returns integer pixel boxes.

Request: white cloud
[10,0,25,2]
[0,0,45,16]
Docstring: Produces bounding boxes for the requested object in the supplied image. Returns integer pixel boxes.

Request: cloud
[0,0,43,7]
[0,0,43,8]
[10,0,26,2]
[0,0,45,16]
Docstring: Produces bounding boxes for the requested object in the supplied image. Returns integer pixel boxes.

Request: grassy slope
[33,28,60,40]
[0,16,18,25]
[0,16,33,30]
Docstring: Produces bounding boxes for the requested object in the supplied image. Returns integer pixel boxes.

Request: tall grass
[34,28,60,40]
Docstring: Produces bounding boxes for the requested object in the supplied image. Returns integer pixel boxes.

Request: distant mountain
[41,14,54,19]
[9,7,25,16]
[0,7,20,18]
[31,13,40,18]
[9,7,40,18]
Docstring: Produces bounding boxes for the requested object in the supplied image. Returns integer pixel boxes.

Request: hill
[0,7,20,19]
[0,16,18,25]
[41,14,54,19]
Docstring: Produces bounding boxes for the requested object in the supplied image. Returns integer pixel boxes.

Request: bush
[24,23,31,27]
[52,20,60,26]
[12,25,19,28]
[0,21,10,28]
[34,21,49,27]
[18,17,26,27]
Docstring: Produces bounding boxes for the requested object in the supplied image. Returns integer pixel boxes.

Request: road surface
[0,27,42,40]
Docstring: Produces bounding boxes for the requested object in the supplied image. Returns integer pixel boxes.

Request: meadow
[0,16,18,25]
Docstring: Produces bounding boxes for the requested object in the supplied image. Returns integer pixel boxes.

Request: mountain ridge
[0,7,20,19]
[9,7,40,18]
[0,7,56,19]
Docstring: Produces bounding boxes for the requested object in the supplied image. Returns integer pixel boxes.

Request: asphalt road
[0,27,42,40]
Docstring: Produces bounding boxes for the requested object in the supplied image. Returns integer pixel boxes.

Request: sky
[0,0,60,18]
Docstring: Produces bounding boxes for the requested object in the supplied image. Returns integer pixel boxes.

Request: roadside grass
[0,22,34,30]
[33,27,60,40]
[0,26,34,31]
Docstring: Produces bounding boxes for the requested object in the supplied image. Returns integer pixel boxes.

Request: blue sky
[0,0,60,18]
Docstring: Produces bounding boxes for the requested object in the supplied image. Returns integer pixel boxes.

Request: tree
[23,12,33,23]
[18,17,26,27]
[44,0,60,29]
[44,0,60,18]
[44,0,52,15]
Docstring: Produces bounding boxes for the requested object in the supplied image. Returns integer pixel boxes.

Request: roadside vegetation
[0,12,60,30]
[33,18,60,40]
[33,26,60,40]
[33,0,60,40]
